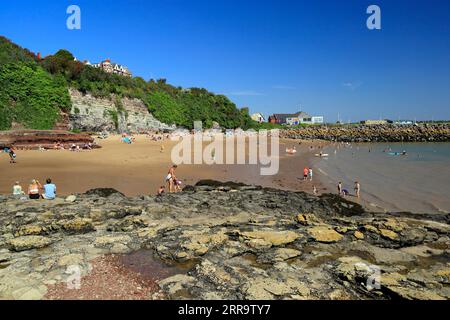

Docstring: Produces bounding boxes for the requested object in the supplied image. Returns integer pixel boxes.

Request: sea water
[315,143,450,214]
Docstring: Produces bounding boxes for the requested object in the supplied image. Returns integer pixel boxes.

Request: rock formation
[0,181,448,300]
[68,89,174,133]
[0,130,94,150]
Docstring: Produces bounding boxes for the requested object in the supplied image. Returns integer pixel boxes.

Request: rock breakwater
[0,181,448,300]
[281,124,450,142]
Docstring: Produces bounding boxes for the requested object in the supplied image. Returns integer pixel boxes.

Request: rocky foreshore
[0,130,95,150]
[0,181,449,300]
[280,123,450,142]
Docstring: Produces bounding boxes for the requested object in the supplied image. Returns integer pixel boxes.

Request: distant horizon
[1,0,449,122]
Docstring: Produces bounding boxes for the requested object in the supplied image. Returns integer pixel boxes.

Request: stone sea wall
[0,181,448,300]
[68,89,174,133]
[280,124,450,142]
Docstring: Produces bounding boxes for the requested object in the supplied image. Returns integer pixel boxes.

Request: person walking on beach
[308,168,313,181]
[313,185,318,195]
[166,165,178,193]
[42,178,57,200]
[4,146,17,163]
[303,167,309,181]
[354,181,361,198]
[28,179,42,200]
[338,182,343,195]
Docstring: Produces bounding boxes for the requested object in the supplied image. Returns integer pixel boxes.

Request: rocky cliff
[281,124,450,142]
[0,130,94,149]
[0,181,448,300]
[68,89,174,133]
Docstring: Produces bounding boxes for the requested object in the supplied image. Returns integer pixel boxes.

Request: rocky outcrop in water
[0,181,448,300]
[281,124,450,142]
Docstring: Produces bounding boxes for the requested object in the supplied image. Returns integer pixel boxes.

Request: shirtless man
[338,182,343,195]
[166,165,178,193]
[354,181,361,198]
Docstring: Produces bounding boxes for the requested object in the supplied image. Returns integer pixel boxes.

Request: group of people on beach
[158,165,182,195]
[337,181,361,198]
[12,178,57,200]
[121,133,136,144]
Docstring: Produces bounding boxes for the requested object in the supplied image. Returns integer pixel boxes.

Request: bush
[0,63,71,130]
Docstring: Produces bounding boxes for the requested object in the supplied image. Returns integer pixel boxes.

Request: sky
[0,0,449,122]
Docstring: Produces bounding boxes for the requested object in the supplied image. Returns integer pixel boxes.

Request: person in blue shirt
[3,146,17,163]
[42,178,57,200]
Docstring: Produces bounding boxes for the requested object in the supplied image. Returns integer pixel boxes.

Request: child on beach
[166,165,178,193]
[13,181,25,197]
[308,168,313,181]
[313,185,318,195]
[157,186,165,196]
[354,181,361,198]
[303,167,309,180]
[174,179,183,192]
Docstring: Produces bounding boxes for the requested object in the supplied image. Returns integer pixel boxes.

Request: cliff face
[68,89,174,133]
[0,130,94,149]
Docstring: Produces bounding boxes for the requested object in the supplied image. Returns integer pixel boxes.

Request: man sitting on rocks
[42,178,57,200]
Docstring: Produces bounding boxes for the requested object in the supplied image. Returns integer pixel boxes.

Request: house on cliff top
[78,58,132,77]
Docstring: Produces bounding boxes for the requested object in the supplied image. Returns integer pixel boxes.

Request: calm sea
[315,142,450,214]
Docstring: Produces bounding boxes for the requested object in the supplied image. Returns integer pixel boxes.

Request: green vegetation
[0,36,71,130]
[0,36,257,131]
[0,62,71,130]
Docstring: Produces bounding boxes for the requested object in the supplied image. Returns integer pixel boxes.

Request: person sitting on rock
[157,186,165,196]
[13,181,25,197]
[28,179,42,200]
[42,178,57,200]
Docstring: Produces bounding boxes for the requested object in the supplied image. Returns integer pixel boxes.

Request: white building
[251,113,265,123]
[311,116,324,124]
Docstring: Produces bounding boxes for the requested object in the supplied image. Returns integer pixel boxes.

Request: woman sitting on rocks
[28,179,42,200]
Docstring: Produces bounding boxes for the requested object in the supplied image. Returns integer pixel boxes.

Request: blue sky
[1,0,449,122]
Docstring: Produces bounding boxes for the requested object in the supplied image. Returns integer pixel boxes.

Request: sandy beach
[0,135,328,197]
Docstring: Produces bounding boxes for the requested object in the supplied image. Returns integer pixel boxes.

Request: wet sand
[0,135,328,197]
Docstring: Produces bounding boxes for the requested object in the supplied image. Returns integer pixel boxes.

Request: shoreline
[314,142,450,214]
[1,135,448,215]
[0,135,329,197]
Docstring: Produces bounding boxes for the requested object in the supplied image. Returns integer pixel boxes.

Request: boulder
[65,195,77,203]
[354,231,364,240]
[240,230,300,246]
[61,218,95,234]
[7,236,52,252]
[379,229,398,241]
[308,226,344,243]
